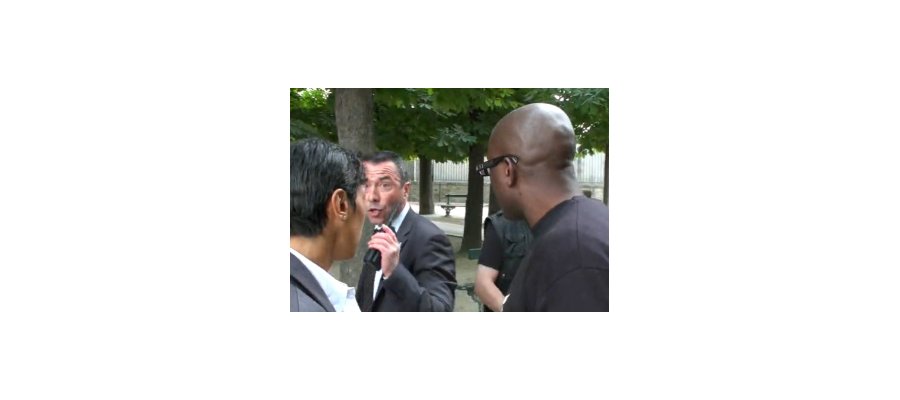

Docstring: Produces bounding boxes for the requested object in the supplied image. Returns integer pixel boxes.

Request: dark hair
[291,138,366,237]
[362,151,409,183]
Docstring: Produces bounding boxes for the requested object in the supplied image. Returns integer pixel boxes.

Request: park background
[290,88,609,311]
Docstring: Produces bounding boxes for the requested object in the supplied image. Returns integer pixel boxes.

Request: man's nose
[366,185,378,203]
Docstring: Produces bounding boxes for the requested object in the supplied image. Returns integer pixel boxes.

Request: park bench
[439,193,467,217]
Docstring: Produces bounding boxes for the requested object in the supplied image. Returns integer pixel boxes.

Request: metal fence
[573,153,606,184]
[402,152,605,184]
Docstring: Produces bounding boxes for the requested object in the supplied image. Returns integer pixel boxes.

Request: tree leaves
[290,88,609,156]
[522,88,609,154]
[290,88,336,142]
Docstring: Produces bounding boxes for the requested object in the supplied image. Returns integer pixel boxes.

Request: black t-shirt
[503,196,609,312]
[477,221,503,269]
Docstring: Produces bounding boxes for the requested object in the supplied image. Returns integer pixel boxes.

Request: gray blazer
[290,253,335,312]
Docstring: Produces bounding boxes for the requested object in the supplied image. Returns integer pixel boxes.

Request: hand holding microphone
[367,225,401,277]
[363,207,400,277]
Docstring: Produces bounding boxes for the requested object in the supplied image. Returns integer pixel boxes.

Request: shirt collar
[289,248,359,312]
[391,202,411,232]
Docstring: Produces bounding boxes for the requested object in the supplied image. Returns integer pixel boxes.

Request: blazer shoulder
[407,210,446,238]
[290,253,335,312]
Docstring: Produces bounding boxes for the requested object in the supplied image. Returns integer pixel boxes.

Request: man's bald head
[486,103,580,224]
[488,103,576,174]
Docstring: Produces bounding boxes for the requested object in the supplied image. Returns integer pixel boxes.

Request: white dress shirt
[290,248,360,312]
[372,202,410,299]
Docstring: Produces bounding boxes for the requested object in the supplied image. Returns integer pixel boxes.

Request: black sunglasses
[475,154,519,177]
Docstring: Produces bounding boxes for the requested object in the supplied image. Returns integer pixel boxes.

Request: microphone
[363,206,399,271]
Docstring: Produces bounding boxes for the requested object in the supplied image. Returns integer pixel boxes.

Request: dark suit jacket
[291,253,335,312]
[356,209,457,311]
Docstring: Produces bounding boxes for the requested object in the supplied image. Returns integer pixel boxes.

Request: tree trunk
[488,186,500,216]
[603,147,609,205]
[334,88,375,154]
[333,88,376,287]
[419,155,434,215]
[461,142,485,252]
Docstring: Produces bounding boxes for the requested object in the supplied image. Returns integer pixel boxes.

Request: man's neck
[392,201,409,226]
[522,185,581,228]
[290,235,334,272]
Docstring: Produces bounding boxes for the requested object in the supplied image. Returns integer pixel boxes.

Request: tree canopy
[290,88,335,142]
[289,88,608,159]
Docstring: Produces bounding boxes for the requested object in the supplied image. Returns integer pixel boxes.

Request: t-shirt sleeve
[477,221,503,269]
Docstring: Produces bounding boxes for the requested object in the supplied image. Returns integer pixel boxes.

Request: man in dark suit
[355,151,457,311]
[479,103,609,311]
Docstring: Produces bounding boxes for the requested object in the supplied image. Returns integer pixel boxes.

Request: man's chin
[366,213,384,225]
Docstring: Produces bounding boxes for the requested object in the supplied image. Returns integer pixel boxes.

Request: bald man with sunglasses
[478,103,609,311]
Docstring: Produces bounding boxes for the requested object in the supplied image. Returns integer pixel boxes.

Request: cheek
[356,192,367,210]
[354,206,365,227]
[353,195,367,225]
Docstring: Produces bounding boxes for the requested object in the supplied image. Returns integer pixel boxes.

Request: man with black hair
[355,151,457,311]
[290,138,367,312]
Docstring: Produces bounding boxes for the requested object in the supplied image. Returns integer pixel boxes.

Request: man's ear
[402,181,411,200]
[505,158,517,188]
[330,189,350,222]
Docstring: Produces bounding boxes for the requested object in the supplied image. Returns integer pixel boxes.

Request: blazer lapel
[394,209,414,251]
[290,253,336,312]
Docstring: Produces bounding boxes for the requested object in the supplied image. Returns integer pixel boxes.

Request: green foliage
[419,88,524,161]
[290,88,336,142]
[372,88,434,158]
[431,88,519,113]
[524,88,609,155]
[291,88,330,109]
[289,88,608,157]
[372,88,509,162]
